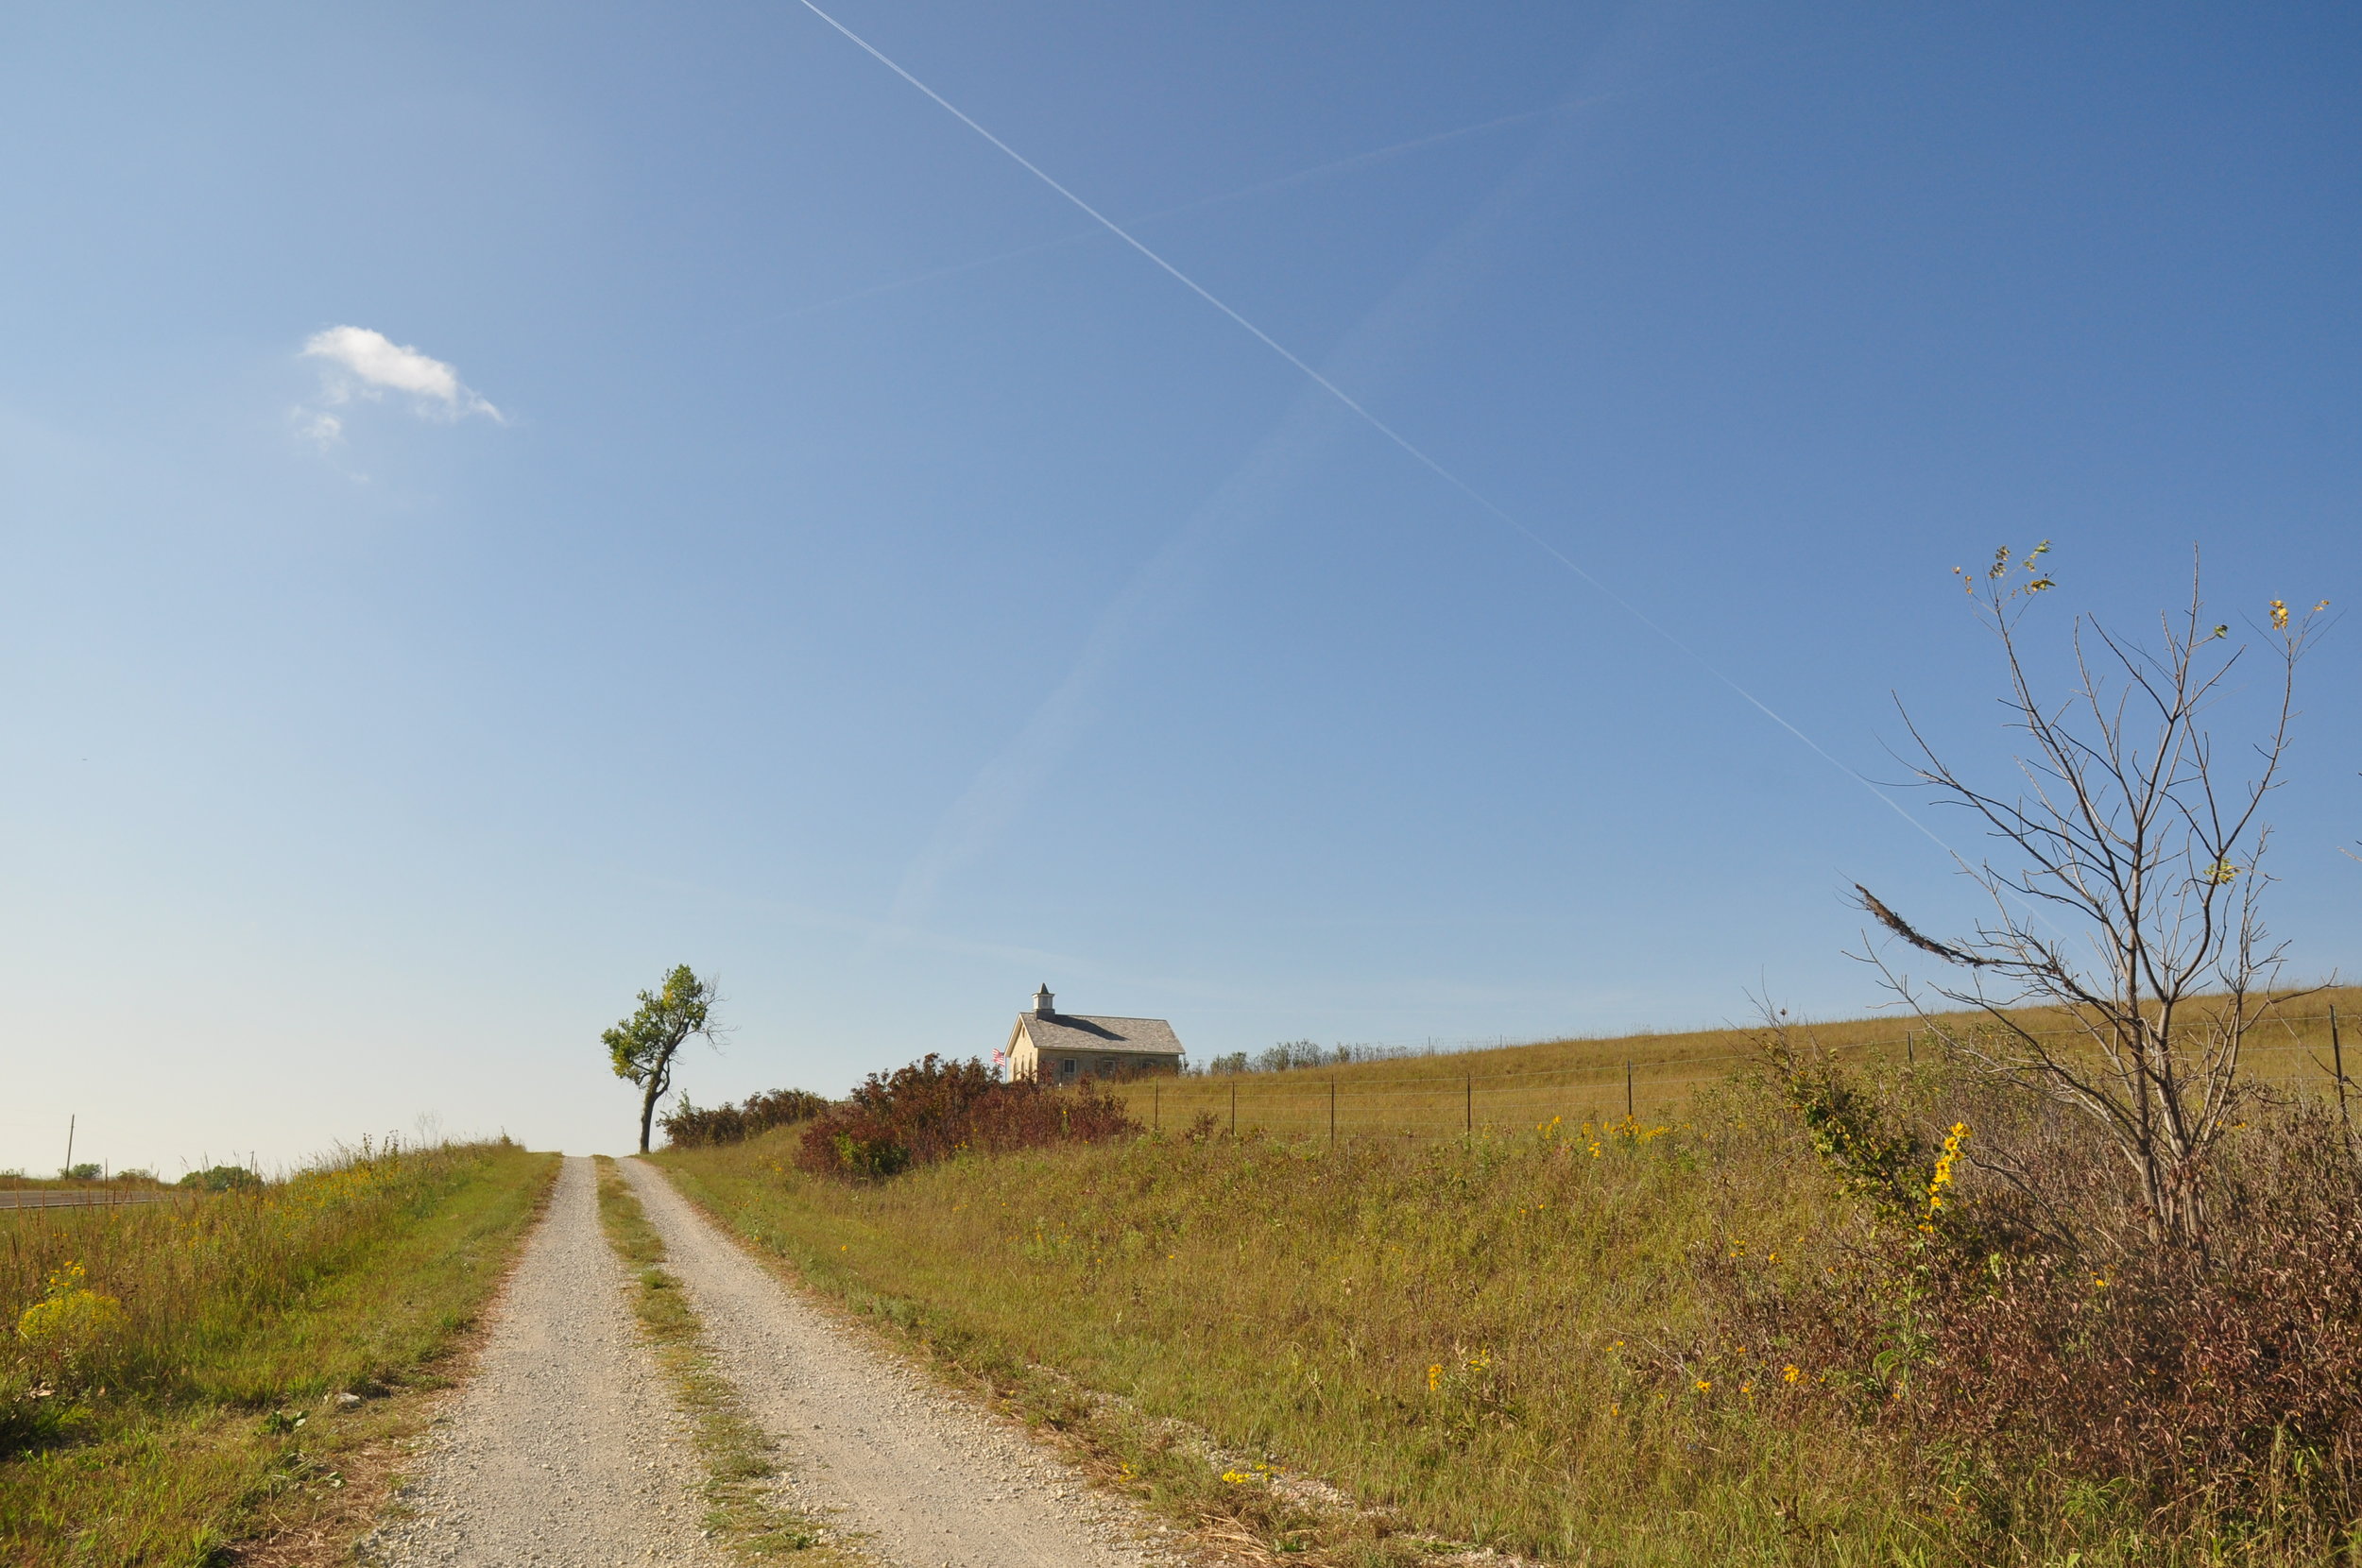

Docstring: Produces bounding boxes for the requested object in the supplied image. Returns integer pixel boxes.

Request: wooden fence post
[1625,1063,1634,1120]
[1230,1080,1238,1137]
[2334,1006,2350,1152]
[1464,1075,1472,1134]
[1329,1078,1337,1147]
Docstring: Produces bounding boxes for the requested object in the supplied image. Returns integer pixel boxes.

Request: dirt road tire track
[619,1157,1182,1568]
[357,1156,727,1567]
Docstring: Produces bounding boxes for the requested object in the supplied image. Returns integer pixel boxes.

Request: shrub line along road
[361,1154,1176,1568]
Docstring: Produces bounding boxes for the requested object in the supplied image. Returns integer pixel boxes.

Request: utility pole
[62,1115,75,1181]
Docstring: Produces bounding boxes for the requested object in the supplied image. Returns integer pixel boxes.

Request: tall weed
[1741,1041,2362,1558]
[2,1138,524,1447]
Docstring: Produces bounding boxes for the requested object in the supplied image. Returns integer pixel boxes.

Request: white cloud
[293,408,344,448]
[300,326,502,422]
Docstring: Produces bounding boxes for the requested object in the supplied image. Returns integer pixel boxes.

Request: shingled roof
[1013,1012,1183,1057]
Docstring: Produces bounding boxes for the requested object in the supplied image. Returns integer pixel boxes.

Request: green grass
[590,1156,860,1563]
[655,1092,1945,1567]
[661,997,2362,1568]
[0,1140,556,1568]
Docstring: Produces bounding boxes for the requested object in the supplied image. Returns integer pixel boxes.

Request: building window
[1059,1058,1077,1079]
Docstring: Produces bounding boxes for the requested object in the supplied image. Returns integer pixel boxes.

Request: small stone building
[1004,985,1184,1082]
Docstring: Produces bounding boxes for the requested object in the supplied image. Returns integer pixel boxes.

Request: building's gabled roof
[1012,1012,1183,1057]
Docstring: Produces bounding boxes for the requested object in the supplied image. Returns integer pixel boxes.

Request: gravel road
[358,1156,727,1567]
[620,1157,1182,1568]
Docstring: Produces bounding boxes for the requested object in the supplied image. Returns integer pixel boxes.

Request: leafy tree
[604,964,726,1153]
[178,1164,258,1191]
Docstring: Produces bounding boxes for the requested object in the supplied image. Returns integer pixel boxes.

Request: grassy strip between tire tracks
[590,1157,863,1564]
[0,1141,557,1568]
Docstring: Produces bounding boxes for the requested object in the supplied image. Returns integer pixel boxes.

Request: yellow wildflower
[17,1261,124,1349]
[1923,1122,1969,1231]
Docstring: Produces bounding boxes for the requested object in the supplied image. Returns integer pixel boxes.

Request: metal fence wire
[1114,1011,2358,1143]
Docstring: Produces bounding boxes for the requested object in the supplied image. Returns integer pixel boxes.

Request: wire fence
[1112,1011,2359,1142]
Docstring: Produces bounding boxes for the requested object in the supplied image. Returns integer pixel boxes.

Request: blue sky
[4,3,2357,1171]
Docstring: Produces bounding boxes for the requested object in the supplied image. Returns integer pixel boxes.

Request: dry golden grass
[1112,988,2362,1142]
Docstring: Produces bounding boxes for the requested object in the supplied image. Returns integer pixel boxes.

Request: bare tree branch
[1853,885,1996,967]
[1857,549,2327,1251]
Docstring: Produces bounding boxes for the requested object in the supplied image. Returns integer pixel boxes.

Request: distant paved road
[0,1189,171,1209]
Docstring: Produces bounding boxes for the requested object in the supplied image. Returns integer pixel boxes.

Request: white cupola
[1032,983,1055,1018]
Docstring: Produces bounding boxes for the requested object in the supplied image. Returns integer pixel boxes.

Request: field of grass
[658,993,2362,1567]
[0,1139,556,1568]
[1113,988,2362,1141]
[657,1097,1942,1565]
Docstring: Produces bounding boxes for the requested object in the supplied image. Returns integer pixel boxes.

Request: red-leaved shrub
[660,1088,832,1149]
[796,1055,1138,1180]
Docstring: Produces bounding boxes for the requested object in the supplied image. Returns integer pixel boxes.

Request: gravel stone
[621,1158,1181,1568]
[358,1156,726,1567]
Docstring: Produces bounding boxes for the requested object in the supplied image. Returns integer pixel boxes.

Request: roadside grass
[655,1096,1942,1567]
[661,1032,2362,1568]
[589,1156,860,1564]
[0,1139,555,1568]
[1111,987,2362,1141]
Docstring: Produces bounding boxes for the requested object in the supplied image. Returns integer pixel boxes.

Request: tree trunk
[639,1082,660,1154]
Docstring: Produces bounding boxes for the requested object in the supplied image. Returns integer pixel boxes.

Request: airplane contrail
[767,43,1829,325]
[795,0,1972,871]
[762,96,1588,324]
